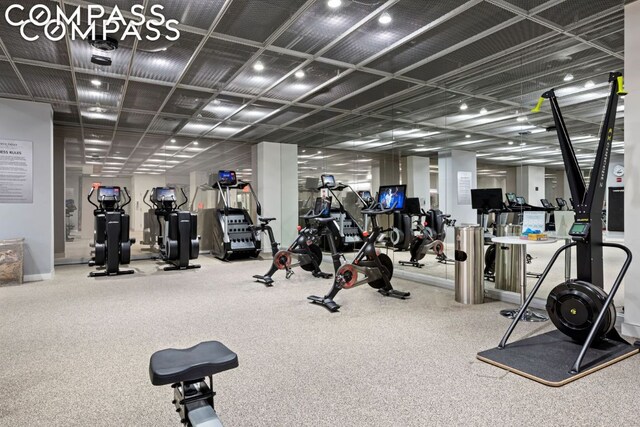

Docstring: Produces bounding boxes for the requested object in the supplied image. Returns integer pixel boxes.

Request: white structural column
[190,171,210,210]
[252,142,298,248]
[516,166,545,205]
[405,156,431,210]
[623,0,640,338]
[131,174,167,232]
[438,150,477,224]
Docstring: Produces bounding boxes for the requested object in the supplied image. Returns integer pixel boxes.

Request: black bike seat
[259,217,276,223]
[149,341,238,386]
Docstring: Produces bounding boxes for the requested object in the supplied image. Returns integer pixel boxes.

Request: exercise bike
[478,72,639,385]
[150,341,238,427]
[253,197,337,286]
[308,198,410,312]
[398,209,449,268]
[149,187,201,271]
[87,186,135,277]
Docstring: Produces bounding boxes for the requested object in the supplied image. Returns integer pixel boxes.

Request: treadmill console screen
[218,170,237,186]
[378,185,406,210]
[97,186,121,201]
[152,187,176,203]
[321,174,336,188]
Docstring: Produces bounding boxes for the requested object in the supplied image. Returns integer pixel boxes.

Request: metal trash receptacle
[454,225,484,304]
[495,224,522,292]
[0,238,25,286]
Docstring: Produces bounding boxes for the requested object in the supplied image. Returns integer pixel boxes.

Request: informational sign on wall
[457,171,472,205]
[0,139,33,203]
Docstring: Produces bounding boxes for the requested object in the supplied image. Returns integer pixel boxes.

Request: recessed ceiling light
[520,142,527,146]
[327,0,341,8]
[584,80,595,89]
[465,134,471,138]
[564,73,574,82]
[295,70,305,79]
[193,141,199,145]
[517,116,526,122]
[480,107,488,115]
[91,79,102,87]
[170,138,176,143]
[253,61,265,72]
[213,99,221,105]
[459,103,468,111]
[378,12,392,25]
[88,106,107,113]
[508,141,514,145]
[302,149,306,153]
[317,150,322,154]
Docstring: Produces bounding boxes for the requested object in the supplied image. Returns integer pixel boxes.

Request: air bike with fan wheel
[253,197,339,286]
[478,72,639,386]
[308,185,410,312]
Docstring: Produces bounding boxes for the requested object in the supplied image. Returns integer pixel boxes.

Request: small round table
[492,236,558,322]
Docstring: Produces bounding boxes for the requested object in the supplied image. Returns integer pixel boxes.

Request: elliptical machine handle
[121,187,132,209]
[177,187,188,210]
[87,187,99,209]
[143,190,153,209]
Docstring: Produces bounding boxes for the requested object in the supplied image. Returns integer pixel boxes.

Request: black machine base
[398,260,424,268]
[89,269,134,277]
[163,264,201,272]
[307,295,341,312]
[378,289,411,299]
[477,329,639,386]
[253,274,274,286]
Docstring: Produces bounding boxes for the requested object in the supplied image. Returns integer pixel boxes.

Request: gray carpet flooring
[1,256,639,426]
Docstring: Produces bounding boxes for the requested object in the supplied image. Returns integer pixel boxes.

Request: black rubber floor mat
[477,329,638,386]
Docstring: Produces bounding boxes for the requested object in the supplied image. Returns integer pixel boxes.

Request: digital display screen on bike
[378,185,406,210]
[321,174,335,188]
[506,192,516,204]
[152,187,176,203]
[218,170,237,186]
[358,191,371,200]
[516,196,526,205]
[97,186,120,201]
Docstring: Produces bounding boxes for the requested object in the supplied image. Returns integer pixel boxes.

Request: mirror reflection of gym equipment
[148,187,201,271]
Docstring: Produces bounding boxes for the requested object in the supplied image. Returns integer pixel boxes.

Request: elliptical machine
[308,187,411,313]
[478,72,638,385]
[149,187,201,271]
[140,190,160,251]
[253,197,337,286]
[88,186,135,277]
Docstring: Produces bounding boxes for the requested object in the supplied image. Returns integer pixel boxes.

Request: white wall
[131,174,166,232]
[0,98,53,281]
[623,0,640,338]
